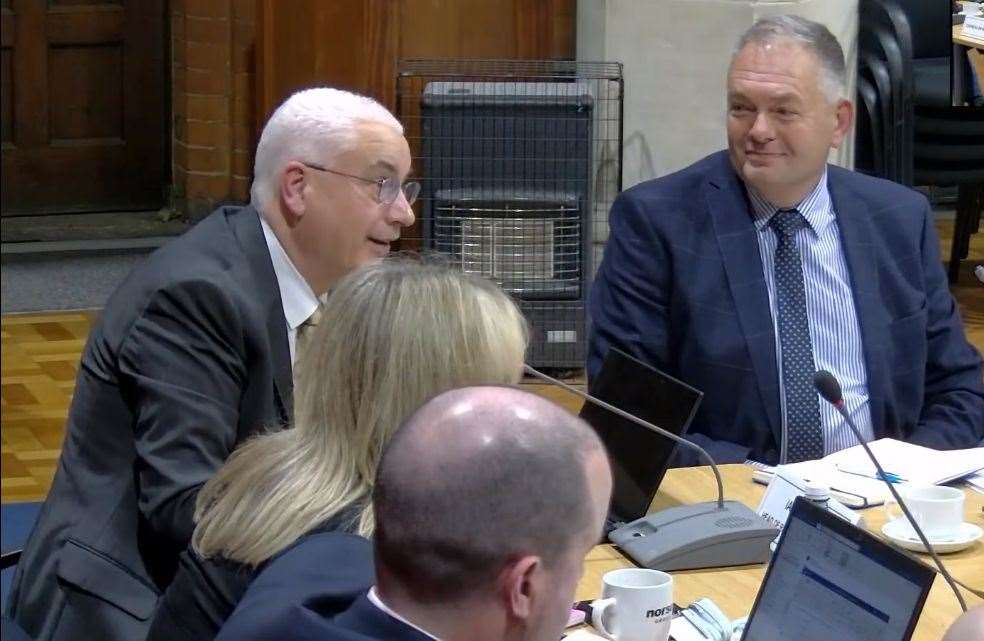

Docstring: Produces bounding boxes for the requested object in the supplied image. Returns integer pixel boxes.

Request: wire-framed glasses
[302,162,420,206]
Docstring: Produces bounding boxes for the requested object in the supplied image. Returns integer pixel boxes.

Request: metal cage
[397,59,623,370]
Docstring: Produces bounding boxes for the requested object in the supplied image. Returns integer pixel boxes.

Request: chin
[365,243,391,260]
[741,163,772,183]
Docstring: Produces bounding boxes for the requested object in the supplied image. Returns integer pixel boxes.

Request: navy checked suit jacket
[588,151,984,465]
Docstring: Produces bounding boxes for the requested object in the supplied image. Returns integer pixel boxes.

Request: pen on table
[836,464,906,483]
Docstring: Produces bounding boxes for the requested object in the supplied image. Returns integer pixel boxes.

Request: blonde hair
[192,258,528,567]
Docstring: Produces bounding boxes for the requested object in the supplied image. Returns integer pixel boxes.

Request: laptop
[740,497,935,641]
[578,348,703,530]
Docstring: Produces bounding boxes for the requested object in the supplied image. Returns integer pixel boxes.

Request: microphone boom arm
[814,370,968,613]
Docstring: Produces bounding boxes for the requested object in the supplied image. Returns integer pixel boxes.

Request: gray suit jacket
[5,205,294,641]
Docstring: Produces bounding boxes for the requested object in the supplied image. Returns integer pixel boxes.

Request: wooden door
[0,0,166,216]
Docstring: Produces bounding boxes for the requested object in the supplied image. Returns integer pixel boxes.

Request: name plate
[964,15,984,44]
[757,469,863,549]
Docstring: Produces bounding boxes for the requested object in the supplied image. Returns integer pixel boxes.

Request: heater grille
[433,197,582,297]
[459,216,558,281]
[397,59,623,369]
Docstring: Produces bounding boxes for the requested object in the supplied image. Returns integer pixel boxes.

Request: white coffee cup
[591,568,674,641]
[885,485,965,540]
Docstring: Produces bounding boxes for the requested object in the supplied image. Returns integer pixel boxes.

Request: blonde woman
[146,258,528,641]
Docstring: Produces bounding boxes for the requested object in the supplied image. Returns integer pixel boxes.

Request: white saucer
[881,519,983,554]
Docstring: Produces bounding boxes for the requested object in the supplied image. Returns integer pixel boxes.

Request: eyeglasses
[301,162,420,206]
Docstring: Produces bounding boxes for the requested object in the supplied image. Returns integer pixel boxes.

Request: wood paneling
[256,0,575,125]
[49,0,122,6]
[49,44,122,141]
[47,6,125,45]
[0,0,165,215]
[1,47,11,144]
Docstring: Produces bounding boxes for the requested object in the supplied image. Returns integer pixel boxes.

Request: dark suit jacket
[223,594,432,641]
[322,596,437,641]
[215,533,376,641]
[588,151,984,466]
[146,507,362,641]
[5,205,294,641]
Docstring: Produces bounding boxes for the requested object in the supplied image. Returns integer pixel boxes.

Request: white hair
[249,87,403,209]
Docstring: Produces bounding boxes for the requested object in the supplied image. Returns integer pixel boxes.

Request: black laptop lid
[741,497,935,641]
[579,347,703,523]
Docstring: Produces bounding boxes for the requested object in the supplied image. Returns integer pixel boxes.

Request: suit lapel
[827,170,886,432]
[229,205,294,424]
[703,157,782,447]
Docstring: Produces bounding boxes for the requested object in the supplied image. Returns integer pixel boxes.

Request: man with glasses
[6,87,418,641]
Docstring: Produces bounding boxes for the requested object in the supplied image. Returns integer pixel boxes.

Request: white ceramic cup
[885,485,965,540]
[591,568,674,641]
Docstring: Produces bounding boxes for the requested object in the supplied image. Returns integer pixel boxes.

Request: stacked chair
[856,0,983,282]
[857,0,913,185]
[913,108,984,282]
[897,0,952,109]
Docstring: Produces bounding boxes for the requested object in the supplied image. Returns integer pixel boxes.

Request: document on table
[752,439,984,507]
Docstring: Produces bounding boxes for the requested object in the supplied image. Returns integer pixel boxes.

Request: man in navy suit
[217,386,614,641]
[589,16,984,466]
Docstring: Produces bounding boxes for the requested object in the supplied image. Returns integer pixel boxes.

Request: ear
[830,98,854,150]
[279,161,308,224]
[500,555,541,621]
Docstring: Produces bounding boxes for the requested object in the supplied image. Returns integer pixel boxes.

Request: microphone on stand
[813,370,968,612]
[525,364,777,571]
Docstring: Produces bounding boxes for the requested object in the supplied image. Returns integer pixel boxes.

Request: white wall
[578,0,858,193]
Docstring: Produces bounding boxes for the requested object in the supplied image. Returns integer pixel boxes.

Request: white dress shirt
[258,214,320,367]
[747,169,875,460]
[367,587,442,641]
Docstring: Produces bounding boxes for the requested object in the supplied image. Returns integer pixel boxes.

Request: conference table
[575,465,983,641]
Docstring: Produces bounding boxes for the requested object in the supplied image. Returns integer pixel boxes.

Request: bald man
[217,386,613,641]
[942,606,984,641]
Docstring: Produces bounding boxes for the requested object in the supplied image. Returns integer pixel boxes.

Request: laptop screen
[741,498,935,641]
[579,347,703,523]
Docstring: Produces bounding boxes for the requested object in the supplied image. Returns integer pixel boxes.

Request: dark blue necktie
[771,208,823,463]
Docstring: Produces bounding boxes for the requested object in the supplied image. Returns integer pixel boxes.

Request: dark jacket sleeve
[146,551,253,641]
[909,203,984,448]
[588,191,670,381]
[216,534,374,641]
[588,190,757,466]
[118,279,247,548]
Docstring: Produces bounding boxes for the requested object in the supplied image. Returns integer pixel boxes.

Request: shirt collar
[367,587,442,641]
[747,167,834,237]
[259,213,320,331]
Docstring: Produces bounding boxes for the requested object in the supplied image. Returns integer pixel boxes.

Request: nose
[748,111,774,144]
[388,190,416,228]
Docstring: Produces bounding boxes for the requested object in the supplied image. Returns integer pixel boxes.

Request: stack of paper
[775,439,984,507]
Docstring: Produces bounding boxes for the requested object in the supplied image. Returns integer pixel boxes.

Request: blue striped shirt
[748,169,875,461]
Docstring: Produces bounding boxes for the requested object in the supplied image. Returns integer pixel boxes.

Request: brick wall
[171,0,257,219]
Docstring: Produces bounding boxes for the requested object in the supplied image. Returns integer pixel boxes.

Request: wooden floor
[2,222,982,503]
